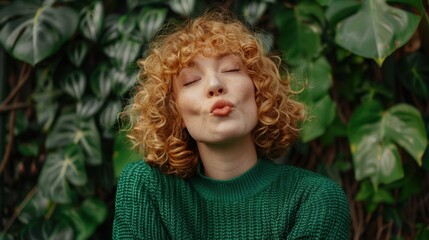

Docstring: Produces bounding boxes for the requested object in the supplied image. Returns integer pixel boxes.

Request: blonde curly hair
[124,10,305,178]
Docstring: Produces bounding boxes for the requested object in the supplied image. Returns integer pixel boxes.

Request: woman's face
[173,54,258,145]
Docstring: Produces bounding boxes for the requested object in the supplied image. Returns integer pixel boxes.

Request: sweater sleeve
[112,161,169,239]
[287,177,351,240]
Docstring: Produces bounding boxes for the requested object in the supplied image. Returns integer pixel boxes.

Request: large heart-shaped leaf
[58,198,107,240]
[387,0,425,14]
[39,145,87,203]
[331,0,421,66]
[274,1,323,65]
[316,0,333,6]
[301,95,336,142]
[46,112,102,165]
[348,101,427,187]
[398,52,429,99]
[0,1,78,65]
[138,8,168,42]
[295,57,332,101]
[80,0,104,42]
[325,1,360,26]
[295,57,335,142]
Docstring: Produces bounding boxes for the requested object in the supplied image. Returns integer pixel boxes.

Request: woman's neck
[196,136,258,180]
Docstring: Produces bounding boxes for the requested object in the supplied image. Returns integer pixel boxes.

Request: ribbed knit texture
[113,158,350,239]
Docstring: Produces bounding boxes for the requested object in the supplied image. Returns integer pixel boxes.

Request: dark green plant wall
[0,0,428,239]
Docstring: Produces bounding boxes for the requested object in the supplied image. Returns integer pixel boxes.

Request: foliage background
[0,0,428,239]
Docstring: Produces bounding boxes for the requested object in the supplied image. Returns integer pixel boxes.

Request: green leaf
[415,224,429,240]
[99,100,122,130]
[138,8,168,42]
[0,1,79,65]
[255,32,274,54]
[112,69,138,96]
[46,112,102,165]
[17,141,40,157]
[103,38,141,70]
[295,57,332,101]
[90,64,113,99]
[386,0,425,14]
[348,101,427,186]
[316,0,333,6]
[19,219,74,240]
[169,0,195,16]
[33,71,61,131]
[0,232,14,240]
[39,145,87,203]
[301,95,336,142]
[127,0,141,11]
[67,40,89,67]
[14,111,29,136]
[61,70,86,100]
[117,14,137,36]
[275,2,322,65]
[59,198,107,240]
[76,97,104,119]
[384,104,427,165]
[113,131,140,178]
[243,1,267,25]
[295,57,335,142]
[355,180,374,201]
[100,15,120,45]
[326,1,360,26]
[398,52,429,99]
[372,187,395,203]
[79,0,104,42]
[333,0,421,65]
[18,190,49,224]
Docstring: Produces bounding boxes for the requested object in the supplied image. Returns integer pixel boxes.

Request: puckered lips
[210,99,234,117]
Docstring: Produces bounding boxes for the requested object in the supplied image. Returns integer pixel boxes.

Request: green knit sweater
[113,158,350,239]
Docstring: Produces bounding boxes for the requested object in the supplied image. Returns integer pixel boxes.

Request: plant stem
[3,185,39,233]
[0,63,31,108]
[0,62,32,174]
[0,99,16,174]
[0,102,31,112]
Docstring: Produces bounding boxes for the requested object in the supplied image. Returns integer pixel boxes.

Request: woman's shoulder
[277,163,348,200]
[116,160,164,194]
[274,164,351,238]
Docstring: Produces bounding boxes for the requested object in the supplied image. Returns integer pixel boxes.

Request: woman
[113,10,350,239]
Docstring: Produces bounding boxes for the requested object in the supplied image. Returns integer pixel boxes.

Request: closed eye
[183,79,200,86]
[222,68,240,73]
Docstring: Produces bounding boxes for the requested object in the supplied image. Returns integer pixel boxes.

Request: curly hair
[124,10,305,178]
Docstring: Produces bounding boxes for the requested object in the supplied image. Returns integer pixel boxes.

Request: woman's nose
[207,75,226,97]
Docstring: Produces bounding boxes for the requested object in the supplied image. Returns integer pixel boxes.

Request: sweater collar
[190,158,280,202]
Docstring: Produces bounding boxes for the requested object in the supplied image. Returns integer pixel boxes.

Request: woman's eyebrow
[216,53,237,61]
